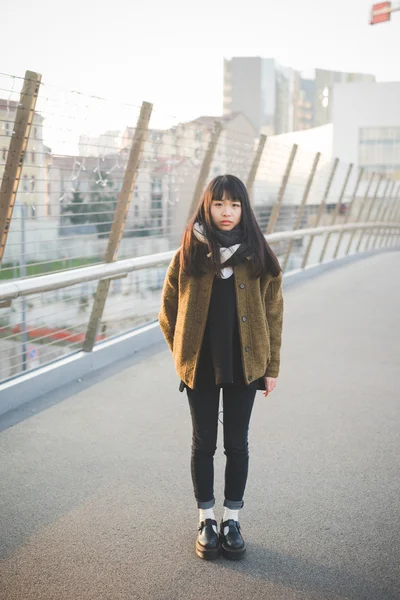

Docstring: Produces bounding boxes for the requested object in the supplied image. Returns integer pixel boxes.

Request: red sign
[370,2,391,25]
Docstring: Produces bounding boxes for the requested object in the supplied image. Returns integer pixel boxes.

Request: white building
[121,112,257,166]
[0,99,49,220]
[313,69,375,128]
[79,131,123,157]
[332,81,400,177]
[223,58,376,136]
[223,57,301,135]
[0,99,54,265]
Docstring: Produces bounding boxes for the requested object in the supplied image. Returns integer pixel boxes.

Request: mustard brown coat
[158,250,284,390]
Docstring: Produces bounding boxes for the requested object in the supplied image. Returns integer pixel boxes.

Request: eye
[233,203,241,207]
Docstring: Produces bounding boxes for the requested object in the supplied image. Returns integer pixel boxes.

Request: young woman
[159,174,284,561]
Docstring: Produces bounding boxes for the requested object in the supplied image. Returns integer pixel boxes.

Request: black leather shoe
[196,519,221,560]
[219,519,246,560]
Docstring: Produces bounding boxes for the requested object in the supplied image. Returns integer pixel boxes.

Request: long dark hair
[180,174,281,278]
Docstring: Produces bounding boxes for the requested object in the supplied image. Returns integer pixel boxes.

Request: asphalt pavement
[1,251,399,600]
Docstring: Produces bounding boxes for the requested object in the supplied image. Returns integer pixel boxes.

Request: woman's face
[210,193,242,231]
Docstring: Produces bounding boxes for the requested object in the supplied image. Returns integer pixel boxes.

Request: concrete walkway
[1,251,399,600]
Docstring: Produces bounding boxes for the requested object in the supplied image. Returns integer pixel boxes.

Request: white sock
[199,508,218,533]
[223,507,240,535]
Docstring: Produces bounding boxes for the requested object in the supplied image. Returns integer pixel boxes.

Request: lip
[220,221,232,225]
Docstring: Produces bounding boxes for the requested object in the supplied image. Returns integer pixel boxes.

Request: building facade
[223,57,301,136]
[332,81,400,176]
[223,58,376,136]
[314,69,375,128]
[0,99,54,265]
[294,77,315,131]
[0,99,48,220]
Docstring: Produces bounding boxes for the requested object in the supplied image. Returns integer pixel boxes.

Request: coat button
[239,283,245,289]
[245,346,249,352]
[242,316,247,322]
[248,375,252,381]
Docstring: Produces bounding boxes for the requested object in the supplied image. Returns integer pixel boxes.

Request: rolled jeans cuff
[197,498,215,509]
[224,498,244,510]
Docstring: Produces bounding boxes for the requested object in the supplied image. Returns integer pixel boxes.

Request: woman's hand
[263,377,277,397]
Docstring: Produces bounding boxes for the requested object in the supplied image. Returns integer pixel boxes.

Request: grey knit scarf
[193,222,251,266]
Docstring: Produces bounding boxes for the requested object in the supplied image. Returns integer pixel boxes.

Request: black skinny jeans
[187,383,257,510]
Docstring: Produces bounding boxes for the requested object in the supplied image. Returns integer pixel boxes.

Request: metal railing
[0,219,399,384]
[0,69,400,384]
[0,223,399,303]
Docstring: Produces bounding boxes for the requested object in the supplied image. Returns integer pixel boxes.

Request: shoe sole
[221,543,246,560]
[195,542,221,560]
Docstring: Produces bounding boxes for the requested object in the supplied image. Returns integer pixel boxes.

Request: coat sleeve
[158,251,180,352]
[264,271,284,378]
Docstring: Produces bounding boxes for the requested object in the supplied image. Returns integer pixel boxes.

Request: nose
[222,206,232,217]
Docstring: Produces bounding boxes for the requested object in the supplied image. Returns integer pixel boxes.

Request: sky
[2,0,399,141]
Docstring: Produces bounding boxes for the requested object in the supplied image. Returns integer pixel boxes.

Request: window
[5,122,10,136]
[34,127,38,139]
[22,174,29,192]
[30,204,36,218]
[151,178,162,192]
[2,148,6,161]
[151,197,162,210]
[359,127,400,172]
[31,151,35,164]
[321,86,329,108]
[31,175,35,192]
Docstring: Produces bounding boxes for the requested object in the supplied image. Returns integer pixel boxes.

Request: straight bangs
[207,176,244,204]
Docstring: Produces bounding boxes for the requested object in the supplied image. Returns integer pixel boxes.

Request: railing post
[246,134,267,206]
[389,198,400,247]
[301,157,339,269]
[281,151,320,272]
[266,144,298,235]
[369,180,395,250]
[333,167,364,259]
[83,101,153,352]
[364,178,390,251]
[345,172,375,255]
[186,121,223,224]
[0,70,42,266]
[380,185,400,248]
[319,163,353,263]
[356,175,383,252]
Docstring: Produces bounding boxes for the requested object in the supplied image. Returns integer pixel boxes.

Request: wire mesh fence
[0,70,399,384]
